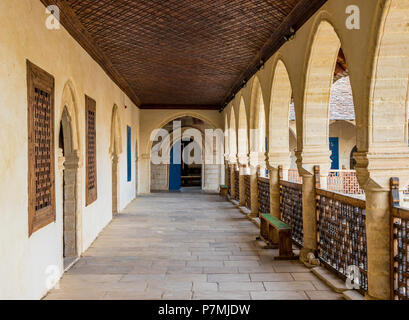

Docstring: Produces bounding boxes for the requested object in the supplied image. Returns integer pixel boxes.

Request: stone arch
[229,106,237,163]
[145,111,218,155]
[58,80,82,268]
[237,97,249,164]
[366,0,409,156]
[224,113,230,159]
[268,59,293,168]
[109,104,123,156]
[249,76,267,159]
[150,124,220,192]
[110,104,122,215]
[299,19,341,175]
[59,80,81,154]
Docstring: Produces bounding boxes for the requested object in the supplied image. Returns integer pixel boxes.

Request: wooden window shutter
[27,60,56,236]
[85,95,97,206]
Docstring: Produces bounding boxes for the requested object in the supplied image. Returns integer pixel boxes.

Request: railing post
[248,165,259,217]
[389,177,399,300]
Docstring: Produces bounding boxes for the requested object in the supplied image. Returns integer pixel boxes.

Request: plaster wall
[0,0,139,299]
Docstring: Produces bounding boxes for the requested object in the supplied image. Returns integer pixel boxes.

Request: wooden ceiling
[40,0,327,109]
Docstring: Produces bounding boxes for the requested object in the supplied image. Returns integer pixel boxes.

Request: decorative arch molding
[109,104,123,156]
[268,58,293,168]
[368,0,409,149]
[59,80,81,160]
[249,76,267,158]
[237,96,249,164]
[228,106,237,163]
[296,18,341,176]
[145,111,218,155]
[58,79,83,260]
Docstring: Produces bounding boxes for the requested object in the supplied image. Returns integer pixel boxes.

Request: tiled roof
[289,76,355,121]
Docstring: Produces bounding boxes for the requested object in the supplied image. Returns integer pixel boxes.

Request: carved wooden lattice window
[85,95,97,206]
[27,60,56,236]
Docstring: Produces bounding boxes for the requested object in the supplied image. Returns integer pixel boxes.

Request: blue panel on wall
[127,126,132,181]
[169,141,181,191]
[329,137,339,170]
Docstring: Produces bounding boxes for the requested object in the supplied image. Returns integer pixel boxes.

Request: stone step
[311,266,348,293]
[343,290,364,300]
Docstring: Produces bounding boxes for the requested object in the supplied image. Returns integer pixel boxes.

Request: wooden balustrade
[244,174,251,210]
[234,169,239,201]
[390,178,409,300]
[279,167,303,247]
[257,176,270,214]
[226,165,231,195]
[316,185,368,293]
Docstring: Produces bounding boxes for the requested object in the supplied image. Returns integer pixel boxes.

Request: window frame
[85,95,97,206]
[27,60,56,237]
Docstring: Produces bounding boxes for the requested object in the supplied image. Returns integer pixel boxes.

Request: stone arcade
[1,0,409,301]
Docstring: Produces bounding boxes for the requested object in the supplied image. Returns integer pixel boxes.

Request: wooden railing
[316,168,368,294]
[257,176,270,214]
[390,177,409,300]
[279,167,303,247]
[234,169,240,201]
[244,175,251,210]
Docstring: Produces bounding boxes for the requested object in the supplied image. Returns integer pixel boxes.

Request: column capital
[237,154,249,166]
[249,151,266,168]
[295,149,331,177]
[355,150,409,191]
[267,151,291,170]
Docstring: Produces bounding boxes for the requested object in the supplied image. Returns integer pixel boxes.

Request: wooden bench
[259,214,298,260]
[220,185,228,197]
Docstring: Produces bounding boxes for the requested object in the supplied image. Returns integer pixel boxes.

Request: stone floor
[44,191,343,300]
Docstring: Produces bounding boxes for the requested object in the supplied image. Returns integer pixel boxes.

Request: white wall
[0,0,139,299]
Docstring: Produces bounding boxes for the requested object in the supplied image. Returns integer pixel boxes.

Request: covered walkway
[44,192,341,300]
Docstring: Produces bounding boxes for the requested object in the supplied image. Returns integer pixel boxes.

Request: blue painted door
[127,126,132,181]
[329,137,339,170]
[169,141,181,191]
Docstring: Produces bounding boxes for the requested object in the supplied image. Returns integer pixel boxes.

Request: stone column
[296,149,331,262]
[238,155,249,207]
[267,152,291,220]
[355,150,409,300]
[249,152,266,217]
[229,163,236,200]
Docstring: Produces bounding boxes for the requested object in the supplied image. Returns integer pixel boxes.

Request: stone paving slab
[43,192,341,300]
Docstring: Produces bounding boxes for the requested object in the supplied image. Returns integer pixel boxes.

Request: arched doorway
[59,107,79,268]
[150,116,219,192]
